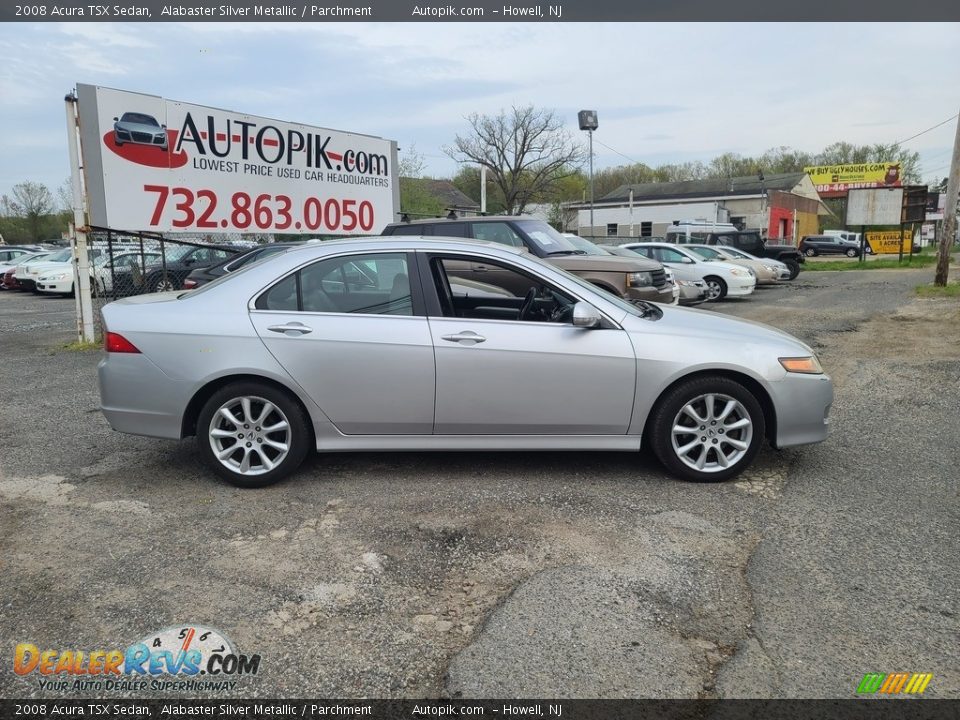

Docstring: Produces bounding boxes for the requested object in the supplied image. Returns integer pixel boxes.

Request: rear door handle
[441,331,486,345]
[267,322,313,335]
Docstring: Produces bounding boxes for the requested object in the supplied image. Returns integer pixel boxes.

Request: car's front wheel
[703,276,727,301]
[648,376,766,483]
[804,247,817,257]
[151,274,177,293]
[196,382,311,488]
[845,248,857,257]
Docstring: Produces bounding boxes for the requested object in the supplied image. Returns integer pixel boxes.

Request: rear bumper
[98,353,191,440]
[770,372,834,448]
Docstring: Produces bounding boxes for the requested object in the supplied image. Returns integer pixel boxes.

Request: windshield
[688,246,723,260]
[513,219,585,255]
[120,112,160,126]
[564,235,611,256]
[182,246,291,299]
[38,248,73,263]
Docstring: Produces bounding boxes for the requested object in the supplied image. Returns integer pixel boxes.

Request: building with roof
[570,172,831,243]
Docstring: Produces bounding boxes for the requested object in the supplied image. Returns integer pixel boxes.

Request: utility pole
[934,109,960,286]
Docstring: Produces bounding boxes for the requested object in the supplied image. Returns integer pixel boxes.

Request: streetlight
[578,110,598,237]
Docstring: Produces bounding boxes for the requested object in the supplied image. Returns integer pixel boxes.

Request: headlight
[764,265,777,272]
[677,279,697,287]
[45,272,70,281]
[627,271,653,287]
[729,268,749,277]
[779,356,824,374]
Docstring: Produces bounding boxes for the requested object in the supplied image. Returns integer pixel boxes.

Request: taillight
[182,278,198,289]
[105,332,141,354]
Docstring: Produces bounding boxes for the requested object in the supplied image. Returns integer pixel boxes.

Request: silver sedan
[98,238,833,488]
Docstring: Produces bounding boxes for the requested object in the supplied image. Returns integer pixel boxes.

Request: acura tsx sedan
[98,238,833,488]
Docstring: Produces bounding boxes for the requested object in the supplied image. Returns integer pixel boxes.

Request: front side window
[431,255,576,324]
[256,252,413,316]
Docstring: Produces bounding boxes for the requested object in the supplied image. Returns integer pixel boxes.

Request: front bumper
[627,284,676,304]
[36,278,73,294]
[726,276,756,296]
[770,371,833,448]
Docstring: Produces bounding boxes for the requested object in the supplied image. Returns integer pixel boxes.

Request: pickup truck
[665,229,803,280]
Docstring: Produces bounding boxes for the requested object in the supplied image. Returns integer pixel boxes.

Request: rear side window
[387,224,432,236]
[471,222,525,248]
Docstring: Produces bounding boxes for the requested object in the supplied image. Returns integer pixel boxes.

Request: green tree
[4,181,56,241]
[397,146,445,218]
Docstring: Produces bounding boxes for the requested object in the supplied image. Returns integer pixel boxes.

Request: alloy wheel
[670,393,753,473]
[208,396,292,476]
[705,280,723,301]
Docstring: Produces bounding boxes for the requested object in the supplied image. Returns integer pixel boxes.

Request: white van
[664,220,741,244]
[823,230,861,244]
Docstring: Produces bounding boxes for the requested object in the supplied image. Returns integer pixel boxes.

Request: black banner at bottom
[1,700,957,720]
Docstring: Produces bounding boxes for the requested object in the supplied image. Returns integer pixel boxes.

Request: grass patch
[805,255,937,271]
[916,282,960,297]
[60,339,101,352]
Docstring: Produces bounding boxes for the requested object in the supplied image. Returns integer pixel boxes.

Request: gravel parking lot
[1,266,958,699]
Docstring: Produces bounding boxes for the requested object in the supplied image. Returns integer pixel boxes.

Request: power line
[893,114,959,146]
[593,139,641,165]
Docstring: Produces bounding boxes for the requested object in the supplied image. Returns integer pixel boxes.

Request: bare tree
[445,106,586,214]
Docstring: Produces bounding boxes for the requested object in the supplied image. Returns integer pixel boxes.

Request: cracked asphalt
[1,264,958,699]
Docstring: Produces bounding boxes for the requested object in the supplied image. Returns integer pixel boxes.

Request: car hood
[638,304,814,355]
[22,260,71,273]
[548,254,661,272]
[696,259,750,275]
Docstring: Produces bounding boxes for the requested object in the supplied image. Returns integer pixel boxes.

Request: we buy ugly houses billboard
[77,84,399,235]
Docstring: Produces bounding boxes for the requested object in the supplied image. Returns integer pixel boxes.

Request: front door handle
[267,322,313,335]
[441,331,486,345]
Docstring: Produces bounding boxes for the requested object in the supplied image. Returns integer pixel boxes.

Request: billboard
[803,162,902,198]
[76,84,399,235]
[845,188,904,226]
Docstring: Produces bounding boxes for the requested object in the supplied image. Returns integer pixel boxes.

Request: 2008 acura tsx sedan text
[98,238,833,488]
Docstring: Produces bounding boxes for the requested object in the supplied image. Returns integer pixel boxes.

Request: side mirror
[572,301,601,328]
[113,117,119,122]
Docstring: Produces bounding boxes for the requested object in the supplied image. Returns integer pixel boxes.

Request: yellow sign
[866,230,911,254]
[804,162,902,197]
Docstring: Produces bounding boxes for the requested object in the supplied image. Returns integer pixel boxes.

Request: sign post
[65,93,96,343]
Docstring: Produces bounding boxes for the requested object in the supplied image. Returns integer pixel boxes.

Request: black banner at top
[2,0,959,22]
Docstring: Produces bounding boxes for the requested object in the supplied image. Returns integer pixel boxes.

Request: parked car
[665,224,804,279]
[684,245,780,285]
[0,251,52,287]
[98,237,832,488]
[13,248,86,292]
[182,243,300,290]
[0,246,39,264]
[799,235,859,257]
[1,267,19,291]
[382,216,676,305]
[705,246,792,281]
[140,245,240,293]
[36,251,163,296]
[619,243,756,301]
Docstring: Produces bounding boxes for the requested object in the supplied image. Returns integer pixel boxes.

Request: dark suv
[799,235,859,257]
[382,216,674,305]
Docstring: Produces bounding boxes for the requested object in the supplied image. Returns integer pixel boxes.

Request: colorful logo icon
[856,673,933,695]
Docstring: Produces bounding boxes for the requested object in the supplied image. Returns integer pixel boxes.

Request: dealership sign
[803,162,902,198]
[77,84,399,234]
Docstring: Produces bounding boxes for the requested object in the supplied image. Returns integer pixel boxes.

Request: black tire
[785,260,801,280]
[648,375,766,483]
[804,247,817,257]
[703,276,727,301]
[845,248,857,258]
[196,381,311,488]
[150,274,177,293]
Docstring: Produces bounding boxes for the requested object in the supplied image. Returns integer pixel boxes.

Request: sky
[1,22,958,204]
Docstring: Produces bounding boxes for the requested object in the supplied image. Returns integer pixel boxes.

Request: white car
[36,250,162,296]
[620,242,756,301]
[13,248,78,291]
[0,251,52,284]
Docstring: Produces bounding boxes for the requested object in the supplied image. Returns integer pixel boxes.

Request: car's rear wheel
[649,376,765,483]
[703,276,727,301]
[152,275,177,293]
[784,259,801,280]
[804,247,817,257]
[196,382,310,488]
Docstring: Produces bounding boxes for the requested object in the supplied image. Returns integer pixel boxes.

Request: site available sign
[804,162,903,198]
[77,84,399,235]
[866,230,911,254]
